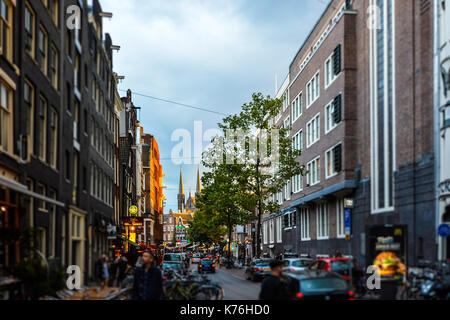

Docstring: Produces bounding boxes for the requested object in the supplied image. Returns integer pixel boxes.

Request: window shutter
[333,94,342,124]
[333,44,341,75]
[334,144,342,173]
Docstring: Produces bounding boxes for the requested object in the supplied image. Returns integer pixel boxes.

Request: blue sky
[101,0,327,213]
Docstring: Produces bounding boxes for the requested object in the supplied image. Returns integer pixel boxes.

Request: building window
[48,107,58,168]
[292,173,303,193]
[325,94,342,133]
[0,81,12,152]
[370,0,395,212]
[49,0,59,27]
[325,44,341,88]
[276,216,282,243]
[25,2,35,58]
[292,92,302,122]
[38,25,48,76]
[306,156,320,186]
[263,221,268,244]
[306,71,320,107]
[300,208,310,241]
[74,101,79,141]
[37,183,46,211]
[282,91,289,111]
[336,198,345,238]
[306,113,320,147]
[325,143,342,178]
[37,96,47,162]
[269,219,274,244]
[292,129,303,152]
[284,180,291,200]
[283,211,296,229]
[283,116,290,131]
[317,203,329,239]
[0,0,12,61]
[24,80,35,158]
[49,44,59,90]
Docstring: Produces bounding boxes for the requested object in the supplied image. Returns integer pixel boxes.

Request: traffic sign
[129,205,138,215]
[438,224,450,238]
[344,209,351,237]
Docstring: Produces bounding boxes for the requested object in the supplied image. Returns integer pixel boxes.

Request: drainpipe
[433,0,441,261]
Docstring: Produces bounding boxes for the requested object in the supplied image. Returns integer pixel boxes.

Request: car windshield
[162,262,182,269]
[292,260,312,267]
[201,260,213,265]
[164,254,181,261]
[255,259,271,266]
[300,278,348,294]
[330,261,357,273]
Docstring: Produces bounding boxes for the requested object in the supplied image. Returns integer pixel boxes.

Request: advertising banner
[367,225,407,281]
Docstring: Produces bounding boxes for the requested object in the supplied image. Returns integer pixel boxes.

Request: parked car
[308,257,365,294]
[285,270,355,300]
[163,253,183,263]
[245,259,272,281]
[198,259,216,273]
[191,253,201,264]
[284,258,314,272]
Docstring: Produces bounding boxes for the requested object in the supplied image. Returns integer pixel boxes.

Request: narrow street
[188,265,261,300]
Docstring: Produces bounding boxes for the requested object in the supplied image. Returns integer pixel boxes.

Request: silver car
[283,258,314,272]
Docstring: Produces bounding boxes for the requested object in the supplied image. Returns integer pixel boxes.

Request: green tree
[195,163,255,263]
[187,207,226,245]
[202,93,304,258]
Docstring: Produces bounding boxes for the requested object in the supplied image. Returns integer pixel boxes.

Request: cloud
[100,0,325,212]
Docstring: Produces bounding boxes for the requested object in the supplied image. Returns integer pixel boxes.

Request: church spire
[196,167,201,194]
[177,167,185,212]
[179,167,184,195]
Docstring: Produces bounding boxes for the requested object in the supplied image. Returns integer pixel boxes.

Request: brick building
[262,0,437,268]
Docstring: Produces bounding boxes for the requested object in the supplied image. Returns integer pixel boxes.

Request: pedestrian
[335,249,343,258]
[116,255,128,287]
[94,255,104,285]
[101,256,110,289]
[132,250,163,300]
[259,259,298,300]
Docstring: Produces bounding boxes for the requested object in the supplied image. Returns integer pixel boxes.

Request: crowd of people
[92,250,301,300]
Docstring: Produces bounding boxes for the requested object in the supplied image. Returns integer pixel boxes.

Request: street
[188,264,261,300]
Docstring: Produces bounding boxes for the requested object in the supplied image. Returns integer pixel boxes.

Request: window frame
[316,203,329,240]
[325,142,342,179]
[306,71,320,108]
[0,0,13,61]
[37,95,47,162]
[306,156,320,187]
[38,24,48,76]
[300,208,311,241]
[291,91,303,123]
[306,113,320,148]
[25,1,36,59]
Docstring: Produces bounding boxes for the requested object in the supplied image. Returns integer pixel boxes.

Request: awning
[285,180,356,212]
[117,235,141,249]
[0,176,65,208]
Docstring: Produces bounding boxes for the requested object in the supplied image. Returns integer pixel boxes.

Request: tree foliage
[199,93,304,257]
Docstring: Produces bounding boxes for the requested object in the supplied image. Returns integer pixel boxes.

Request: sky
[100,0,328,213]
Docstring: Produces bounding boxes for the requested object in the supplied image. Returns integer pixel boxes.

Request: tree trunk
[255,158,262,258]
[227,213,232,268]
